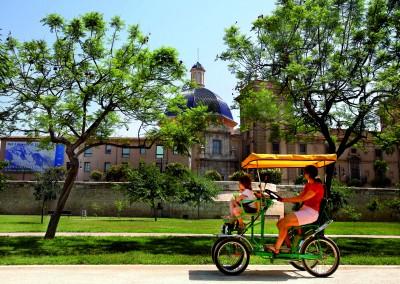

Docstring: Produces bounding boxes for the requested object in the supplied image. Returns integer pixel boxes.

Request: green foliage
[367,198,381,213]
[114,200,127,218]
[340,206,362,222]
[33,167,65,202]
[294,174,306,185]
[384,198,400,217]
[203,170,223,181]
[328,179,352,218]
[90,170,103,181]
[33,167,65,223]
[180,174,221,219]
[229,170,247,181]
[219,0,400,192]
[259,169,282,184]
[0,161,8,192]
[104,164,130,182]
[371,160,391,187]
[123,163,167,221]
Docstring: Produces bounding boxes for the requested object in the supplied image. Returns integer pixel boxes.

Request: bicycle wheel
[301,237,340,277]
[211,238,225,264]
[214,238,250,275]
[289,261,306,271]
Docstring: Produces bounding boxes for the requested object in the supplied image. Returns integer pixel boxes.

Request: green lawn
[0,215,399,235]
[0,236,399,265]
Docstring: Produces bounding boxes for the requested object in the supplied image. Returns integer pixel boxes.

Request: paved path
[0,232,399,238]
[0,265,399,284]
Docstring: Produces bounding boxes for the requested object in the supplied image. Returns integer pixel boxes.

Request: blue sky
[0,0,275,135]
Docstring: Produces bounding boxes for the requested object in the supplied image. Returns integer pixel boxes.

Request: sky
[0,0,276,136]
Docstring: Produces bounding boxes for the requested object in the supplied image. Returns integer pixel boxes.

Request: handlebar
[263,189,282,201]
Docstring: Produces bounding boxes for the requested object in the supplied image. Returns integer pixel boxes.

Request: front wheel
[301,237,340,277]
[214,238,250,275]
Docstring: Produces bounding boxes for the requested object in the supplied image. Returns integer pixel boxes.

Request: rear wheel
[214,238,250,275]
[301,237,340,277]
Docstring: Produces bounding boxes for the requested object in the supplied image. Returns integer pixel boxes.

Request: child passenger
[229,175,258,230]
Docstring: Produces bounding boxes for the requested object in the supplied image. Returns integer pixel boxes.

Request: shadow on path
[189,269,315,281]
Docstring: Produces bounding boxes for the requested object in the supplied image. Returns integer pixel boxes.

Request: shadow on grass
[1,237,399,259]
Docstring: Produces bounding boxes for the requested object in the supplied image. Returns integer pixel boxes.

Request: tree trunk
[44,156,79,239]
[325,163,335,198]
[41,199,45,224]
[152,199,157,221]
[197,203,200,219]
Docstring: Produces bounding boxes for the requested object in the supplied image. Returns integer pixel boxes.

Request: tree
[219,0,400,194]
[123,162,168,221]
[33,167,65,224]
[181,174,220,219]
[1,13,210,238]
[104,164,130,182]
[204,169,223,181]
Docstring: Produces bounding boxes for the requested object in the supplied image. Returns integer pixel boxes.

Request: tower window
[122,148,130,158]
[105,144,112,154]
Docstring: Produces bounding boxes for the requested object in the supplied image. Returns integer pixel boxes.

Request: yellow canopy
[241,153,337,169]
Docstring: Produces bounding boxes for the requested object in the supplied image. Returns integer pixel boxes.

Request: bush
[90,170,103,181]
[229,170,247,181]
[204,170,222,181]
[384,198,400,217]
[260,169,282,184]
[104,164,130,182]
[371,160,391,187]
[294,174,306,185]
[367,198,381,213]
[328,179,352,217]
[340,206,361,222]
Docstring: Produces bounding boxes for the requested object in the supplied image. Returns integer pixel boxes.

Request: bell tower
[190,62,205,87]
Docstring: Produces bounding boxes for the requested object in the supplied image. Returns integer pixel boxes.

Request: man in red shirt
[265,165,324,254]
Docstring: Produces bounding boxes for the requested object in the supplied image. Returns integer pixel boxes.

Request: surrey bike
[211,153,340,278]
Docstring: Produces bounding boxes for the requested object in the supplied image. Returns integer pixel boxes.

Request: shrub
[384,198,400,217]
[0,161,7,192]
[90,170,103,181]
[347,178,362,187]
[371,160,391,187]
[328,179,352,218]
[260,169,282,184]
[229,170,247,181]
[204,170,222,181]
[104,164,130,181]
[367,198,381,213]
[340,206,361,222]
[294,174,306,185]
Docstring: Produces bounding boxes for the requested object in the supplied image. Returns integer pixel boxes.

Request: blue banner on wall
[4,141,65,172]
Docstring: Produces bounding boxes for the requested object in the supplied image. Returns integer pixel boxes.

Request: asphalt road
[0,265,399,284]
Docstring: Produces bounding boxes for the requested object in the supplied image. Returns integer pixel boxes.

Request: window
[156,145,164,159]
[349,156,360,180]
[140,147,146,155]
[299,143,307,154]
[84,148,93,157]
[122,147,130,158]
[84,162,91,172]
[104,162,111,172]
[212,139,222,155]
[105,144,112,154]
[272,143,280,154]
[351,148,357,154]
[375,149,383,159]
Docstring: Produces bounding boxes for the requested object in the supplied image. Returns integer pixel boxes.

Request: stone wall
[0,181,398,221]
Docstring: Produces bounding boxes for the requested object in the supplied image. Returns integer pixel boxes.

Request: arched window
[349,156,361,180]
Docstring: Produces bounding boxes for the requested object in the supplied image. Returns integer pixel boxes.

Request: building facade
[1,63,399,185]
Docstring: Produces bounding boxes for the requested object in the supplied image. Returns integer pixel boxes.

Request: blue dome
[183,87,234,121]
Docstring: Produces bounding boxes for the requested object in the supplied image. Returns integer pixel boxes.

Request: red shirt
[302,182,324,212]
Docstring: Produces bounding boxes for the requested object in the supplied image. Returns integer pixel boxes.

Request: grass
[0,215,399,235]
[0,236,399,265]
